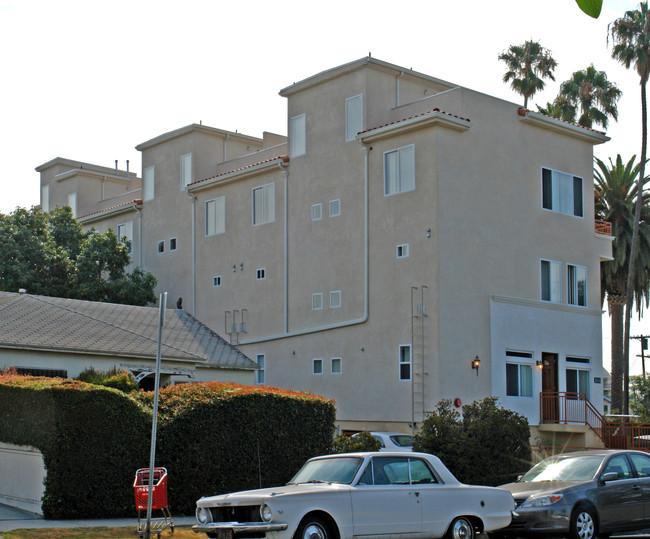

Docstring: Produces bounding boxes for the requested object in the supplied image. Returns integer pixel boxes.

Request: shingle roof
[0,292,256,370]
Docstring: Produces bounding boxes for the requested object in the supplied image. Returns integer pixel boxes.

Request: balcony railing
[595,220,612,236]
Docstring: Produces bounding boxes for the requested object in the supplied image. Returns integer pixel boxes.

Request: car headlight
[522,494,564,507]
[196,506,213,524]
[260,504,273,522]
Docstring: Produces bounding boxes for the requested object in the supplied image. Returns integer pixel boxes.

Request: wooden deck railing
[595,220,612,236]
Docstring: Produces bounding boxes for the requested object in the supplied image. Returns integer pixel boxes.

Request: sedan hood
[501,481,583,498]
[197,483,350,506]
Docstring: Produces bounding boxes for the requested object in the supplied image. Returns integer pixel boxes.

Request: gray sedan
[497,449,650,539]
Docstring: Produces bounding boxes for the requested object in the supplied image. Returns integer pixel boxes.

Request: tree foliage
[630,374,650,421]
[0,207,157,306]
[576,0,602,18]
[331,431,382,453]
[413,398,531,486]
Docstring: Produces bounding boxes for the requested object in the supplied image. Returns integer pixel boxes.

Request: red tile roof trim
[189,156,290,187]
[517,108,606,135]
[359,108,470,135]
[78,199,143,220]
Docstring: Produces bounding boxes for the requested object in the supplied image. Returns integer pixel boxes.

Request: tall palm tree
[609,1,650,414]
[537,95,577,123]
[499,41,558,108]
[595,155,650,413]
[559,65,622,129]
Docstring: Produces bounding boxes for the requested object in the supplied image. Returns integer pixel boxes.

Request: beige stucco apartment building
[35,57,614,443]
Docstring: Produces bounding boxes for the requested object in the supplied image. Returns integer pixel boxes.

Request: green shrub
[76,366,139,393]
[414,397,531,485]
[331,431,382,453]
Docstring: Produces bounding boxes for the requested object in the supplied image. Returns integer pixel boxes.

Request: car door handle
[633,484,642,491]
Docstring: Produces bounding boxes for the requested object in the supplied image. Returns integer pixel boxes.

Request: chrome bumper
[192,521,288,535]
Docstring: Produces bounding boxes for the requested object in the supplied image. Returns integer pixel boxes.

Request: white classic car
[193,452,515,539]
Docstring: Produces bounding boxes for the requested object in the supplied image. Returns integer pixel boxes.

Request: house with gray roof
[0,291,257,387]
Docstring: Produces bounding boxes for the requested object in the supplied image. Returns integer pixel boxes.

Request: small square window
[170,237,177,251]
[312,293,323,310]
[313,358,323,375]
[330,290,341,309]
[329,199,341,217]
[256,268,266,280]
[397,244,409,258]
[157,240,165,254]
[213,275,222,287]
[312,203,322,221]
[331,357,342,374]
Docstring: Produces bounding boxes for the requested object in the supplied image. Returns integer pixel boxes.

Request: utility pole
[632,335,649,380]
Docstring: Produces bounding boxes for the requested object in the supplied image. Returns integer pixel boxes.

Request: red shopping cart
[134,467,174,538]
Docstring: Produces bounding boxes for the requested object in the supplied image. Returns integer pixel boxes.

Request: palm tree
[559,65,621,129]
[609,2,650,414]
[537,95,577,123]
[595,155,650,413]
[499,41,558,108]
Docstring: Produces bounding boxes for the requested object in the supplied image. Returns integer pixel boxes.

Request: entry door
[541,352,559,422]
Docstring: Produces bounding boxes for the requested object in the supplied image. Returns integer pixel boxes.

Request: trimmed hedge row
[0,375,336,519]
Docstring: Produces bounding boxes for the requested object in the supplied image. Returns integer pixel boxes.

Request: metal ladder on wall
[411,286,428,431]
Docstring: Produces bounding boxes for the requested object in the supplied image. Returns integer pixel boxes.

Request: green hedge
[0,375,336,519]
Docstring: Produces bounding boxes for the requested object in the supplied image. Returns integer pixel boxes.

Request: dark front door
[541,352,559,422]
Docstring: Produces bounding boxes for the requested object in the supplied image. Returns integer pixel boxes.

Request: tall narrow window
[346,94,363,141]
[143,166,155,201]
[157,240,165,254]
[256,354,265,385]
[252,184,275,225]
[116,222,132,253]
[313,358,323,375]
[542,168,583,217]
[330,290,341,309]
[384,145,415,195]
[41,185,49,212]
[206,197,226,236]
[180,153,192,189]
[312,293,323,310]
[566,368,590,399]
[399,345,412,381]
[290,114,306,157]
[329,199,341,217]
[67,193,77,217]
[567,264,587,306]
[312,203,322,221]
[541,260,561,303]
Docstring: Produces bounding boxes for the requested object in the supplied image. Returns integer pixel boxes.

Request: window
[566,368,590,399]
[384,145,415,195]
[542,168,583,217]
[313,358,323,375]
[396,244,409,259]
[568,264,587,306]
[399,345,412,381]
[329,199,341,217]
[541,259,561,303]
[213,275,222,287]
[252,183,275,225]
[180,153,192,189]
[206,197,226,236]
[169,237,177,251]
[312,293,323,310]
[116,223,132,253]
[256,354,265,384]
[346,94,363,141]
[157,240,165,254]
[256,268,266,280]
[604,454,634,479]
[360,457,438,486]
[312,203,322,221]
[331,357,342,374]
[506,362,533,397]
[290,114,306,157]
[629,453,650,477]
[143,166,154,201]
[67,193,77,217]
[330,290,341,309]
[41,185,49,212]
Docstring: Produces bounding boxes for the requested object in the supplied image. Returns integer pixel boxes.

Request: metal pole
[145,292,167,539]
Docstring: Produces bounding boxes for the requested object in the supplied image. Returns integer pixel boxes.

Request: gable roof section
[0,292,256,370]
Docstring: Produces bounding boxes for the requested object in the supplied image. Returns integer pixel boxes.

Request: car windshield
[390,435,414,447]
[289,457,363,485]
[520,456,603,482]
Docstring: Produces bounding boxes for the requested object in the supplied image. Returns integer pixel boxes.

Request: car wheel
[446,516,475,539]
[569,505,597,539]
[295,516,332,539]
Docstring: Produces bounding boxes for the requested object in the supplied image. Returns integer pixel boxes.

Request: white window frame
[313,358,323,375]
[67,193,77,217]
[180,153,192,190]
[396,244,410,259]
[41,185,49,212]
[213,275,222,287]
[256,268,266,280]
[399,344,412,381]
[252,183,275,226]
[312,203,322,221]
[330,290,342,309]
[312,293,323,310]
[116,222,133,253]
[541,167,584,218]
[290,114,306,158]
[329,199,341,217]
[384,144,415,196]
[541,259,561,303]
[331,357,342,375]
[143,166,155,201]
[205,196,226,236]
[506,362,533,397]
[566,366,591,399]
[346,94,363,142]
[567,263,587,307]
[256,353,266,384]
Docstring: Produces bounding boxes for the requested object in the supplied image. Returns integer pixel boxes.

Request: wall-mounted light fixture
[536,360,544,370]
[471,355,480,376]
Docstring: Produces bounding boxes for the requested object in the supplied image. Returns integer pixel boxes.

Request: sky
[0,0,649,372]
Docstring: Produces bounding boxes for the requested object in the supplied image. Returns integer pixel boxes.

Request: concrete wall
[0,442,45,515]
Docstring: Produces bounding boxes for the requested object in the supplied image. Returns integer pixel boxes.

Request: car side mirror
[600,472,619,483]
[516,475,523,482]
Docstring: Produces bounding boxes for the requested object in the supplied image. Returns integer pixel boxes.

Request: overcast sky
[1,0,648,371]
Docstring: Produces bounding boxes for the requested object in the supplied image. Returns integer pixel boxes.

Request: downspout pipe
[136,206,143,268]
[187,191,197,315]
[280,161,289,334]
